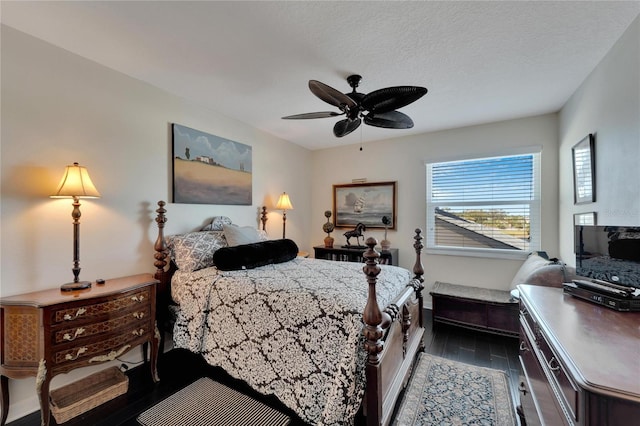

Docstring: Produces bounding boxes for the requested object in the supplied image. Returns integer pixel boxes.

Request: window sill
[425,247,531,260]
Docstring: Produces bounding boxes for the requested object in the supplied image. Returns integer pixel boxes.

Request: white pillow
[223,224,263,247]
[166,231,227,272]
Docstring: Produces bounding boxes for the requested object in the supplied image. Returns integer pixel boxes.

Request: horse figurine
[343,223,366,247]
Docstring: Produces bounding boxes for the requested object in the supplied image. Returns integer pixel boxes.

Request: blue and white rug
[394,353,516,425]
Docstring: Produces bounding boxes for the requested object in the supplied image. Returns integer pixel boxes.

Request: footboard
[363,230,425,426]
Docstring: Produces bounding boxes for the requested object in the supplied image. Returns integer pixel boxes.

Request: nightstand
[313,245,398,266]
[0,274,160,426]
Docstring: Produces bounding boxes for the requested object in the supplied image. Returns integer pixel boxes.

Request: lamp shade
[51,162,101,198]
[276,192,293,210]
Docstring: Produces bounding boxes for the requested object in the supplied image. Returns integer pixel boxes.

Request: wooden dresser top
[519,285,640,399]
[0,273,157,307]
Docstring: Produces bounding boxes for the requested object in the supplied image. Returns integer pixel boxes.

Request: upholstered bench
[430,252,569,337]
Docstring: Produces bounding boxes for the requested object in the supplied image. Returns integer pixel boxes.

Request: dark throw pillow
[213,239,299,271]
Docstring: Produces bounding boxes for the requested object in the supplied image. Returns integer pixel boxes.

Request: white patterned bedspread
[171,257,413,425]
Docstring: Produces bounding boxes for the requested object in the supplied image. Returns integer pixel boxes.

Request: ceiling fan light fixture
[283,74,427,138]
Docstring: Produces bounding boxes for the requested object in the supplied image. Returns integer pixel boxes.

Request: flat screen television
[575,225,640,288]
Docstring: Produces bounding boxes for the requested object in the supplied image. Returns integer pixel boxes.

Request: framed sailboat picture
[333,181,397,229]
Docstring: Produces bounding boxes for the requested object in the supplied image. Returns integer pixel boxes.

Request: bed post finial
[260,206,268,231]
[413,228,424,283]
[154,201,168,278]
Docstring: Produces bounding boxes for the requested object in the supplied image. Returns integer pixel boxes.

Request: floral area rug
[394,353,516,425]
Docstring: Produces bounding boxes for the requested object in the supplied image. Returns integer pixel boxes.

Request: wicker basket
[50,366,129,423]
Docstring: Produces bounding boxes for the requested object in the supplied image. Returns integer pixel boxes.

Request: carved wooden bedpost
[152,200,171,353]
[362,237,383,425]
[412,228,425,331]
[154,201,168,281]
[412,228,424,284]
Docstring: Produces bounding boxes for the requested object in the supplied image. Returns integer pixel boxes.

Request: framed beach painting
[172,123,252,205]
[333,181,397,229]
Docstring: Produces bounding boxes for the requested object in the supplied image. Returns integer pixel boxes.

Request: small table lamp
[51,162,101,291]
[275,192,293,239]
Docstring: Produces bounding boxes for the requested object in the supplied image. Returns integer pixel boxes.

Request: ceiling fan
[282,74,428,138]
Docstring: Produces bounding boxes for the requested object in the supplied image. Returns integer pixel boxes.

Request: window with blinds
[426,152,541,256]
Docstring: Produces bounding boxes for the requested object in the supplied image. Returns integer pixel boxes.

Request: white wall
[0,25,312,422]
[311,113,560,299]
[558,16,640,264]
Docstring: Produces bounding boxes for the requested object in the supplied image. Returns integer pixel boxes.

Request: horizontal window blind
[426,153,540,253]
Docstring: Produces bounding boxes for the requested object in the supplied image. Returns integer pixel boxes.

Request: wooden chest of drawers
[517,285,640,426]
[0,274,160,426]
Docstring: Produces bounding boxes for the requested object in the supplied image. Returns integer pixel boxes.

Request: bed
[151,201,425,426]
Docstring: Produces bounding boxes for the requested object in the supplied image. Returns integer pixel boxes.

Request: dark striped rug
[393,353,517,426]
[137,377,291,426]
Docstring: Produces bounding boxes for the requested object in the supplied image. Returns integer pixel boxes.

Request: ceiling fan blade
[361,86,428,114]
[309,80,358,110]
[333,118,361,137]
[282,111,343,119]
[364,111,414,129]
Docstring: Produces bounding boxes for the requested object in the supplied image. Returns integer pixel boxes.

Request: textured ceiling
[2,1,639,150]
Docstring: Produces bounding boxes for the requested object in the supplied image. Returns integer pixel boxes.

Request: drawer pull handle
[131,295,145,303]
[65,347,87,361]
[63,328,86,341]
[548,356,560,372]
[519,341,529,352]
[63,308,87,321]
[133,312,145,319]
[132,328,145,337]
[89,344,131,363]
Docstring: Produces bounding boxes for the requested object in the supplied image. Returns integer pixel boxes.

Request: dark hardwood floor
[8,311,521,426]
